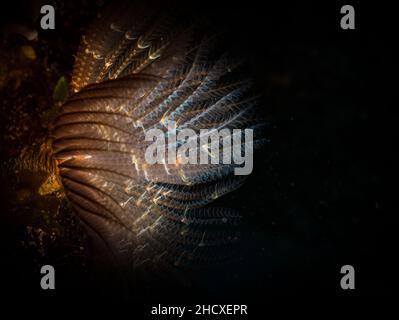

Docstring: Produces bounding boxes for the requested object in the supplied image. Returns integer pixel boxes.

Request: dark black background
[0,0,395,309]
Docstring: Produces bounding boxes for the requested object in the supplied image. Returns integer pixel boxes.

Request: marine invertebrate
[49,1,264,273]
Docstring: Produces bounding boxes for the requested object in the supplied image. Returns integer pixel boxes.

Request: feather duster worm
[51,1,264,273]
